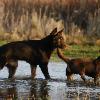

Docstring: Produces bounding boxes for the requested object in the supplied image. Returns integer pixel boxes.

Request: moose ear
[50,28,57,35]
[57,28,64,34]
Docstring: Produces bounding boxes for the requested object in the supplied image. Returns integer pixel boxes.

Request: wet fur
[0,28,66,79]
[57,48,100,84]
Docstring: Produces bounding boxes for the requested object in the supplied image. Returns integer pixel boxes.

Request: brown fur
[57,48,100,84]
[0,28,66,79]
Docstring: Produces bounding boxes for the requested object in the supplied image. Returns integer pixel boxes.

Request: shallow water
[0,61,100,100]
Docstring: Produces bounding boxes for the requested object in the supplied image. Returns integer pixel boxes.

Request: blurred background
[0,0,99,45]
[0,1,100,99]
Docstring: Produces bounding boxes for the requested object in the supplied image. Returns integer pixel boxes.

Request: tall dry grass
[0,0,99,41]
[0,0,65,41]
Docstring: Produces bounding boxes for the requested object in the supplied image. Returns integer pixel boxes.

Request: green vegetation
[51,45,100,62]
[0,41,7,46]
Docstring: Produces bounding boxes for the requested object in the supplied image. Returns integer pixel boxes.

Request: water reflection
[0,78,100,100]
[0,80,17,99]
[29,80,50,100]
[0,79,50,100]
[0,62,99,99]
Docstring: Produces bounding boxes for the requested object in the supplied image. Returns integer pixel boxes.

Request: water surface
[0,61,100,100]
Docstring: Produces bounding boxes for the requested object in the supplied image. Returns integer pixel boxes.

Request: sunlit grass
[0,40,7,46]
[51,45,100,62]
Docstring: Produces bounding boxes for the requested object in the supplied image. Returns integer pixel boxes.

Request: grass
[0,40,7,46]
[51,44,100,62]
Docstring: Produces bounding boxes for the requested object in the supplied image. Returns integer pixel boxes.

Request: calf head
[50,28,66,49]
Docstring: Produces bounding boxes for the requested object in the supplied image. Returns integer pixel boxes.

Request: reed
[0,0,99,41]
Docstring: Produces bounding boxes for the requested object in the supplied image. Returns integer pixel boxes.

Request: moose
[57,48,100,84]
[0,28,66,79]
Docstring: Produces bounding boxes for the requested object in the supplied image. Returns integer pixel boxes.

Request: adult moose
[0,28,66,79]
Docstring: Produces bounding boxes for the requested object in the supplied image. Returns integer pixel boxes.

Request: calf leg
[66,67,73,81]
[94,74,100,85]
[6,60,18,79]
[79,68,86,82]
[94,66,100,85]
[80,74,86,82]
[80,71,86,82]
[67,74,73,81]
[39,64,50,79]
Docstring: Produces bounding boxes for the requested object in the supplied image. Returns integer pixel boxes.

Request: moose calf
[57,48,100,84]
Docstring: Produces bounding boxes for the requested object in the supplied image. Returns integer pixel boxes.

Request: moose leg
[66,71,73,81]
[0,57,6,69]
[39,64,50,79]
[94,77,97,85]
[67,74,73,81]
[30,65,37,79]
[66,67,73,81]
[94,74,99,85]
[79,68,86,82]
[80,71,86,82]
[80,74,86,82]
[94,67,100,85]
[6,60,18,79]
[8,67,17,79]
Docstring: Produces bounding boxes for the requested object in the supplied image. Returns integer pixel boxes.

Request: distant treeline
[0,0,100,40]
